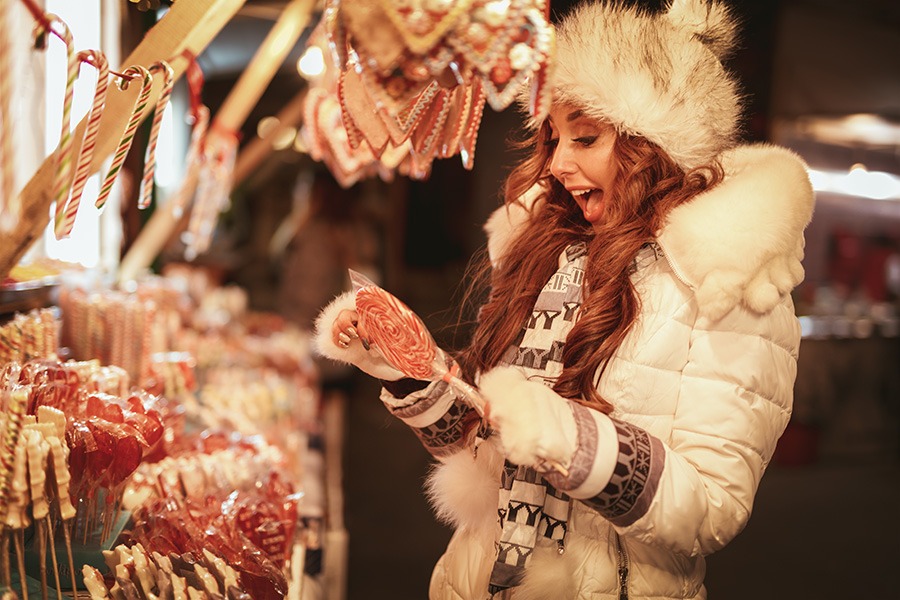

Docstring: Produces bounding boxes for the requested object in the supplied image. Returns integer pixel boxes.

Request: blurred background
[5,0,899,598]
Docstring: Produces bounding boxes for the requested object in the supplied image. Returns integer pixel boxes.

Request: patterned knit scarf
[487,242,587,595]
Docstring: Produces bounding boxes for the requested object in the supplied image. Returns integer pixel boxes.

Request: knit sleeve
[380,374,477,459]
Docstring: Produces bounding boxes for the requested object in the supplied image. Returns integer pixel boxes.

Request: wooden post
[0,0,247,280]
[117,0,316,284]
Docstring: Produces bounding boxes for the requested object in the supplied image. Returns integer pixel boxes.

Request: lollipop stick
[15,528,28,600]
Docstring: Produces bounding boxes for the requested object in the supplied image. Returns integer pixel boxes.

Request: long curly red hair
[457,117,724,414]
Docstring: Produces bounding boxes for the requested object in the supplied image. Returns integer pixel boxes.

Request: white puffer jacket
[434,144,813,599]
[315,144,814,599]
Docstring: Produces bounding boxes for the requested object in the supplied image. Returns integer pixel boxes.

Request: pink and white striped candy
[94,65,153,210]
[54,49,110,239]
[138,60,175,210]
[37,15,79,237]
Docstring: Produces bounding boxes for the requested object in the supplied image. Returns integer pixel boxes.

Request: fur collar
[484,143,815,321]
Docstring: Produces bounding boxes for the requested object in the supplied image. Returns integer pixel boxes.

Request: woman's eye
[544,137,559,148]
[575,136,598,147]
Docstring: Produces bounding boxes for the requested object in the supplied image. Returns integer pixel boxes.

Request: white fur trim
[312,291,405,380]
[657,144,814,320]
[543,0,740,170]
[425,441,503,531]
[484,144,814,322]
[484,183,543,266]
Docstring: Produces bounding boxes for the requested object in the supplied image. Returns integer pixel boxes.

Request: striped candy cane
[36,15,80,232]
[54,50,110,239]
[94,64,152,210]
[138,60,174,210]
[0,2,16,232]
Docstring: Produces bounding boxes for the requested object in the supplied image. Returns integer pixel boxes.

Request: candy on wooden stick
[6,437,29,600]
[6,440,30,530]
[0,388,29,525]
[132,544,158,600]
[46,436,77,600]
[25,430,50,600]
[82,565,110,599]
[170,575,187,600]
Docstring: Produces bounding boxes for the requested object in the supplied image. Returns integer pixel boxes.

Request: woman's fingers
[332,309,364,348]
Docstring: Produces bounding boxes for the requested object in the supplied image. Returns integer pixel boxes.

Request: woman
[316,0,814,597]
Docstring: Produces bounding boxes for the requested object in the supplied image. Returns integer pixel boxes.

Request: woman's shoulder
[655,143,815,321]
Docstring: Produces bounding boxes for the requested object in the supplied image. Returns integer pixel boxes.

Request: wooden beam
[0,0,247,280]
[118,0,315,283]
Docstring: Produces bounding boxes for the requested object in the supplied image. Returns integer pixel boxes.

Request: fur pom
[516,539,582,600]
[666,0,738,60]
[425,442,503,531]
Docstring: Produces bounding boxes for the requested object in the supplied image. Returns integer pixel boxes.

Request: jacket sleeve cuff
[578,418,667,527]
[542,403,618,495]
[380,379,475,458]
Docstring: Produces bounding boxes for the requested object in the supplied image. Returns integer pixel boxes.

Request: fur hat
[545,0,742,171]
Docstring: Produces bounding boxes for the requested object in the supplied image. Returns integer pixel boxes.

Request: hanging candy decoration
[138,60,175,210]
[33,15,81,235]
[54,50,110,239]
[478,6,555,114]
[95,65,154,210]
[302,0,554,186]
[169,52,211,219]
[376,0,475,55]
[183,129,238,260]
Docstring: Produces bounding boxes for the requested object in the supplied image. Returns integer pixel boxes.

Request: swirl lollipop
[350,270,486,416]
[349,270,568,476]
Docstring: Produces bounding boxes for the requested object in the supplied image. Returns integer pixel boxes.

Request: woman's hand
[314,292,406,381]
[480,366,578,470]
[331,308,364,350]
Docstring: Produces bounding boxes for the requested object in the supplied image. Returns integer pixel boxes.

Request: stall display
[301,0,554,186]
[0,269,331,600]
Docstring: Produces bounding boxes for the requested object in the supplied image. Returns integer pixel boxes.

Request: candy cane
[94,65,153,210]
[35,16,80,231]
[54,50,110,239]
[0,3,16,232]
[138,60,174,210]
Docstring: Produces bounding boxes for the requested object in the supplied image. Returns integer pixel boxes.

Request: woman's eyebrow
[566,109,584,122]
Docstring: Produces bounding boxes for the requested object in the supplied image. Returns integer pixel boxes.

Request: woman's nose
[549,144,574,181]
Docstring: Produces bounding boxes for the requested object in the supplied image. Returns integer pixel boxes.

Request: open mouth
[570,188,603,222]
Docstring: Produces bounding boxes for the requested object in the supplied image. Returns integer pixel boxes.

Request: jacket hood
[484,143,815,321]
